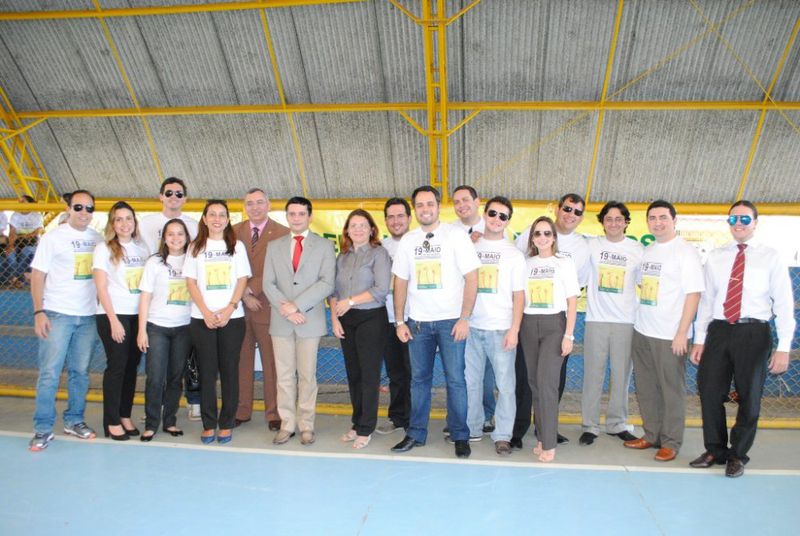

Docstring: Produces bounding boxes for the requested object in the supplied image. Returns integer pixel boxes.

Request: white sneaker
[188,404,201,421]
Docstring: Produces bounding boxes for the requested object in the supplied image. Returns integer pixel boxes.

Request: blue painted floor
[1,432,798,536]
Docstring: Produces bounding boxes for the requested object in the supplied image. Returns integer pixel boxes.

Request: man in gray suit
[264,196,336,446]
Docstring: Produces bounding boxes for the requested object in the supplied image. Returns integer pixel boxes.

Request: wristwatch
[395,320,405,327]
[563,334,575,341]
[348,298,355,307]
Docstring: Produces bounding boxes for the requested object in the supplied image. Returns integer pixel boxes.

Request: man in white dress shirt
[689,200,795,478]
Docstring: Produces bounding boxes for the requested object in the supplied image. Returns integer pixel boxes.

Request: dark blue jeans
[144,322,192,431]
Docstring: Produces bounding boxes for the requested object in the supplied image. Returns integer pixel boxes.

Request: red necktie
[292,235,303,272]
[723,243,746,323]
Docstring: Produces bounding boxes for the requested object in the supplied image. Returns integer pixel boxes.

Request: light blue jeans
[33,312,97,434]
[465,328,516,441]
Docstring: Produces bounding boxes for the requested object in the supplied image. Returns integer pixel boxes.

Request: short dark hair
[646,199,676,219]
[453,185,478,200]
[558,193,585,209]
[384,197,411,217]
[160,177,187,195]
[20,195,35,203]
[285,196,313,216]
[245,187,267,197]
[62,192,73,206]
[484,196,513,219]
[729,200,758,219]
[597,201,631,224]
[70,189,95,204]
[411,185,441,205]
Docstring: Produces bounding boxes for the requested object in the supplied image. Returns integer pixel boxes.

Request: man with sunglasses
[689,201,794,477]
[29,190,103,451]
[139,177,202,420]
[390,186,480,458]
[626,200,704,462]
[465,197,525,455]
[513,193,590,447]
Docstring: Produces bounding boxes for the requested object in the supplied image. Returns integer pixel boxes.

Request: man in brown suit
[234,188,289,430]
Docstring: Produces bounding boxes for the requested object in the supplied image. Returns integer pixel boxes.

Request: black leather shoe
[510,437,523,450]
[725,457,745,478]
[579,432,597,446]
[454,440,471,459]
[391,435,424,453]
[268,420,281,432]
[557,433,569,445]
[690,451,725,468]
[608,430,638,442]
[234,418,250,428]
[123,426,140,437]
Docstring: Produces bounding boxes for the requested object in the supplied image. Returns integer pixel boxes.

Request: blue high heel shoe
[200,431,216,444]
[217,430,233,445]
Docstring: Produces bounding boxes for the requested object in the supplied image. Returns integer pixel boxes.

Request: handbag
[185,347,201,392]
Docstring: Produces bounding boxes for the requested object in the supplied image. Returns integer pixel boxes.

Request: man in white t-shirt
[465,196,525,455]
[625,200,704,462]
[580,201,643,446]
[28,190,103,451]
[375,197,412,435]
[689,201,795,478]
[513,193,589,447]
[8,194,44,287]
[138,177,201,420]
[390,186,480,459]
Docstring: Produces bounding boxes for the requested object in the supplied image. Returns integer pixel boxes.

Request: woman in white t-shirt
[520,216,579,463]
[93,201,148,440]
[184,200,251,445]
[136,219,192,442]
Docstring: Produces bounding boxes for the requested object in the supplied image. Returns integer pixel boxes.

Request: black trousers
[189,317,246,431]
[340,308,389,436]
[97,314,141,429]
[384,321,411,429]
[513,345,569,439]
[697,320,772,463]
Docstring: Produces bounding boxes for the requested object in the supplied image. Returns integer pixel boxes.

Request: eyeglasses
[422,232,434,250]
[533,230,553,237]
[727,215,753,226]
[486,209,510,222]
[71,204,95,213]
[561,206,584,217]
[163,190,185,199]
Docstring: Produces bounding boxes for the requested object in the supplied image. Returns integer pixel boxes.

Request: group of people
[26,179,795,478]
[0,194,44,288]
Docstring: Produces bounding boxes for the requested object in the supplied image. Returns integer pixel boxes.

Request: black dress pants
[97,314,141,429]
[384,321,411,429]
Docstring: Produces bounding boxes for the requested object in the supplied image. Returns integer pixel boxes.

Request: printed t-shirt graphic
[72,240,95,280]
[167,264,189,305]
[477,249,500,294]
[415,242,442,290]
[598,250,627,294]
[204,250,232,290]
[640,261,661,306]
[527,265,555,308]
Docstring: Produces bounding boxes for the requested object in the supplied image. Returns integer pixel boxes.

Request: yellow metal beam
[736,15,800,201]
[387,0,419,24]
[446,0,483,26]
[0,0,366,21]
[584,0,625,204]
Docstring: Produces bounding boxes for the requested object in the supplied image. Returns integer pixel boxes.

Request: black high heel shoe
[104,425,129,441]
[163,427,184,437]
[122,426,140,437]
[140,431,156,442]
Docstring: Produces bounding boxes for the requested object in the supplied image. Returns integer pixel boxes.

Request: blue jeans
[483,360,496,420]
[33,312,97,433]
[407,318,469,443]
[145,322,192,431]
[465,328,516,441]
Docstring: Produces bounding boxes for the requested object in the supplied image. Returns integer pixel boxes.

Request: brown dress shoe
[624,438,655,449]
[268,420,281,432]
[689,451,725,468]
[725,457,744,478]
[654,447,677,462]
[272,430,295,445]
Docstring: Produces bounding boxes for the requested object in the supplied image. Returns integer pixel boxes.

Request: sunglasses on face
[71,204,95,213]
[163,190,185,199]
[561,206,584,217]
[533,230,553,237]
[727,215,753,226]
[486,209,510,222]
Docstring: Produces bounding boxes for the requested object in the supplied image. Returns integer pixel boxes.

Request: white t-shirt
[472,237,526,330]
[516,227,590,286]
[10,211,43,234]
[585,236,644,324]
[139,213,199,256]
[523,255,580,315]
[0,212,7,235]
[383,236,409,324]
[451,217,485,235]
[183,239,252,320]
[30,224,102,316]
[392,223,481,321]
[92,240,149,315]
[634,236,705,341]
[138,254,191,328]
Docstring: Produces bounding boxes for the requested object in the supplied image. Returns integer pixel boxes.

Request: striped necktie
[722,243,747,323]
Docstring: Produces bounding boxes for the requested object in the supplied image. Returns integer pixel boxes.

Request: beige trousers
[271,334,320,433]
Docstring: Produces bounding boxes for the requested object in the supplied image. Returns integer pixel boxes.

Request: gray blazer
[263,231,336,338]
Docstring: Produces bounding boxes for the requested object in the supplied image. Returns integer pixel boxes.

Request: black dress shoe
[234,418,250,428]
[268,420,281,432]
[689,451,725,468]
[557,433,569,445]
[391,435,424,453]
[163,427,184,437]
[725,457,745,478]
[140,431,156,442]
[608,430,638,442]
[509,437,523,450]
[579,432,597,446]
[454,440,471,459]
[123,426,140,437]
